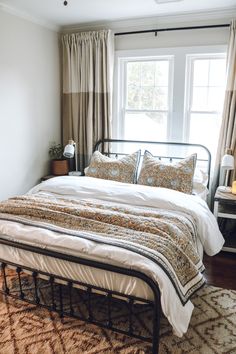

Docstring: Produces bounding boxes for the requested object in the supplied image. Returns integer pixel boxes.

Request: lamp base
[68,171,82,176]
[218,186,232,193]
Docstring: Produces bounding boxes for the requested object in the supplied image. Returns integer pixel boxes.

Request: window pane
[192,87,208,111]
[209,59,226,86]
[191,57,226,112]
[124,112,167,141]
[193,59,209,86]
[153,87,168,110]
[127,85,141,109]
[189,112,221,161]
[140,87,154,110]
[141,62,155,86]
[188,56,226,163]
[126,59,170,110]
[208,87,225,111]
[155,61,169,86]
[127,62,141,86]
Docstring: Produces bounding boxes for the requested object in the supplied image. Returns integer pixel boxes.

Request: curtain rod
[115,23,230,37]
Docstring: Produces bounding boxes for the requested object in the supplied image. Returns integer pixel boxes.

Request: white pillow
[193,168,208,187]
[192,169,209,200]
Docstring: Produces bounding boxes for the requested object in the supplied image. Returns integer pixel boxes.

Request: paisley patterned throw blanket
[0,195,205,304]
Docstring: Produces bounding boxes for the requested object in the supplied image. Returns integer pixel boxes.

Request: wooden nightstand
[214,187,236,253]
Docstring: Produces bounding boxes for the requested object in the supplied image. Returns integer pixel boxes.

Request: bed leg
[68,281,74,316]
[16,267,24,300]
[1,263,9,295]
[50,276,56,311]
[59,284,64,318]
[32,271,40,304]
[152,290,161,354]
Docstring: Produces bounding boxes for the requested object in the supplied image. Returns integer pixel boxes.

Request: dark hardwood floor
[203,251,236,290]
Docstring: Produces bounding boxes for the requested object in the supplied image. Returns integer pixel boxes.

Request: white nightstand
[214,187,236,253]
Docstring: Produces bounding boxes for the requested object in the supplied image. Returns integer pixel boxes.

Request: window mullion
[184,57,194,142]
[170,52,185,141]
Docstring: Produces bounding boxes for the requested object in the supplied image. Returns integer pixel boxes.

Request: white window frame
[113,45,227,144]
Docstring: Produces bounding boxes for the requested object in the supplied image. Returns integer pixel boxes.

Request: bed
[0,139,224,354]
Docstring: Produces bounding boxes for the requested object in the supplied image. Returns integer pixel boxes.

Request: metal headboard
[94,139,211,189]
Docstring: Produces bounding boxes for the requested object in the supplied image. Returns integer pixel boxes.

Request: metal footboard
[0,238,161,354]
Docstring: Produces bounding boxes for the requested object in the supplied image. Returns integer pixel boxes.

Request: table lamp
[218,150,235,193]
[63,139,81,176]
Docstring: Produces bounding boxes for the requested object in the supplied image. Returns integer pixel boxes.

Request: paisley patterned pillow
[138,151,197,194]
[85,150,141,183]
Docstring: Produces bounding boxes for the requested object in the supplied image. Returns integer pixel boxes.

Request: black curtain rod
[115,23,230,36]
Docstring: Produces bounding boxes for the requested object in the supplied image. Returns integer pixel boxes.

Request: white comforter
[0,176,224,337]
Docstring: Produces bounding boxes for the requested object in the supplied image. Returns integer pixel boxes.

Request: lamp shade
[221,154,235,170]
[63,143,75,158]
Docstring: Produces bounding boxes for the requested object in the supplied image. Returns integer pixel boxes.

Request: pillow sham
[85,150,141,184]
[138,150,197,194]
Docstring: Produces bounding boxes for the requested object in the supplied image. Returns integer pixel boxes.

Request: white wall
[0,10,60,201]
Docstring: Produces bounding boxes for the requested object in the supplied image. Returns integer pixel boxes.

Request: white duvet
[0,176,224,337]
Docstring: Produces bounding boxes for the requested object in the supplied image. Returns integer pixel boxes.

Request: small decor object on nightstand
[218,186,232,193]
[49,142,69,176]
[232,181,236,194]
[63,139,81,176]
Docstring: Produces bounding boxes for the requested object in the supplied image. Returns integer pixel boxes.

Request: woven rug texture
[0,279,235,354]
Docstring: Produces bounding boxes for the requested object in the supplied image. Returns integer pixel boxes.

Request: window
[113,47,226,163]
[185,54,226,157]
[123,58,173,141]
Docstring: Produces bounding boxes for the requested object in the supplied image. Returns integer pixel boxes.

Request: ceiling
[0,0,236,29]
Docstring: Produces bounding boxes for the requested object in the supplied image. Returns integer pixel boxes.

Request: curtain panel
[61,30,114,171]
[211,20,236,202]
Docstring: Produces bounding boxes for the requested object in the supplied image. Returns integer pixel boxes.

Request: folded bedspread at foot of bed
[0,195,205,305]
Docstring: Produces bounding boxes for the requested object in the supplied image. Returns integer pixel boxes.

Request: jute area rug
[0,284,235,354]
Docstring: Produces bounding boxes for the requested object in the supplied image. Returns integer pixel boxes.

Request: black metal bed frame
[0,139,211,354]
[0,240,161,353]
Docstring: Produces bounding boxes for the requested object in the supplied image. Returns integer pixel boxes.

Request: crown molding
[0,1,234,34]
[0,2,59,32]
[61,7,236,33]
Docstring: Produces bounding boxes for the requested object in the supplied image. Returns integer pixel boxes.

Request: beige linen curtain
[211,20,236,200]
[62,30,114,171]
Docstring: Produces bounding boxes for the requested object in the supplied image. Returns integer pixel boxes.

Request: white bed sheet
[0,176,224,337]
